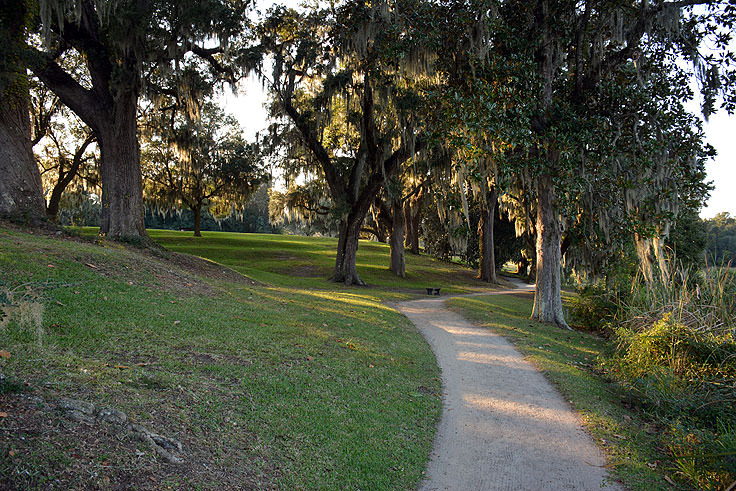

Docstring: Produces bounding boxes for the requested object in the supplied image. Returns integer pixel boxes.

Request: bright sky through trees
[225,74,734,218]
[221,0,735,219]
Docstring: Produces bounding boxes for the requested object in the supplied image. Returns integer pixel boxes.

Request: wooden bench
[426,287,441,296]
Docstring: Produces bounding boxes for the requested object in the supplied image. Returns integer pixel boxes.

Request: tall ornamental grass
[604,261,736,489]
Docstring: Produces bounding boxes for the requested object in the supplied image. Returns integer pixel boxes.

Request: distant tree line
[705,212,736,265]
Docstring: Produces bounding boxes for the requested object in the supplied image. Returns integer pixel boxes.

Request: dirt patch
[0,389,270,490]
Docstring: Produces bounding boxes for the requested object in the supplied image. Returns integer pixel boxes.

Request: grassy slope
[75,227,495,294]
[1,226,485,489]
[448,294,686,491]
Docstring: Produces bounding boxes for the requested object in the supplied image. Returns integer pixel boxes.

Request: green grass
[448,294,686,491]
[0,225,459,489]
[71,227,495,294]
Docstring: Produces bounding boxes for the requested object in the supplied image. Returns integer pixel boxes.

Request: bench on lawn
[426,287,441,296]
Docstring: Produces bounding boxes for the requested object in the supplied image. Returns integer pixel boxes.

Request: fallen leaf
[56,301,66,306]
[0,350,11,359]
[613,434,626,439]
[647,462,657,469]
[127,281,133,286]
[86,263,98,269]
[113,365,130,369]
[306,356,314,361]
[322,323,328,327]
[173,320,181,325]
[47,264,55,268]
[369,364,374,368]
[0,412,8,418]
[135,362,149,367]
[664,475,676,486]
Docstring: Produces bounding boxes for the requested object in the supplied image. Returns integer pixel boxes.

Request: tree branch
[26,48,103,132]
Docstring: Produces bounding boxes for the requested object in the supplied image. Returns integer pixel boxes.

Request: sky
[694,110,735,218]
[221,36,735,220]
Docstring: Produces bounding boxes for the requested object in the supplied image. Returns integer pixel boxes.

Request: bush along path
[397,282,620,490]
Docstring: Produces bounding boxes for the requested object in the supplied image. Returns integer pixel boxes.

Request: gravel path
[398,284,620,491]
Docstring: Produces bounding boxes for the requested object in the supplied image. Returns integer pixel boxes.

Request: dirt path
[397,283,620,491]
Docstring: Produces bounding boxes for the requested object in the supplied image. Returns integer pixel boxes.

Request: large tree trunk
[478,188,498,283]
[333,215,365,285]
[389,200,406,277]
[0,1,45,223]
[97,95,147,241]
[193,203,202,237]
[0,88,46,222]
[46,180,64,220]
[404,195,422,255]
[532,174,570,329]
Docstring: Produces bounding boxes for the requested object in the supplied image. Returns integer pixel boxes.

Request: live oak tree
[24,0,249,241]
[259,1,430,285]
[0,0,46,222]
[142,101,265,237]
[492,0,734,327]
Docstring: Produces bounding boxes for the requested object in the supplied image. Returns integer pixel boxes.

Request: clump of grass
[604,261,736,489]
[1,283,45,347]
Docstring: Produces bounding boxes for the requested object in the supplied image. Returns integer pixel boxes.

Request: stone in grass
[58,397,96,415]
[130,423,184,464]
[97,408,128,425]
[58,397,96,423]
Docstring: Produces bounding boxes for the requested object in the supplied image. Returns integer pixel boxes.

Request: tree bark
[390,199,406,277]
[0,2,45,223]
[532,174,570,329]
[478,187,498,283]
[0,87,46,223]
[333,215,365,285]
[193,203,202,237]
[96,94,147,241]
[404,191,423,255]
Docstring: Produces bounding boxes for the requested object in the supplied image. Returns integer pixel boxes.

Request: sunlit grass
[70,227,497,294]
[0,225,443,489]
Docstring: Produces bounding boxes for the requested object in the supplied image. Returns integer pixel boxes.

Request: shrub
[603,262,736,488]
[569,282,619,331]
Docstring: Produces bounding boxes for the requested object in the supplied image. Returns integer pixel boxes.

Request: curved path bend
[398,283,620,491]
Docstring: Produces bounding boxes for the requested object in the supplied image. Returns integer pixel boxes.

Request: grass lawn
[71,227,497,294]
[0,225,480,489]
[448,294,686,491]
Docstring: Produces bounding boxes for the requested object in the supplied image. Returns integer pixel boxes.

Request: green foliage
[142,101,267,225]
[704,212,736,265]
[569,283,620,331]
[600,262,736,489]
[665,208,708,269]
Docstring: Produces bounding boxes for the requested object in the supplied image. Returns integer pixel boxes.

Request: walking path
[397,282,620,490]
